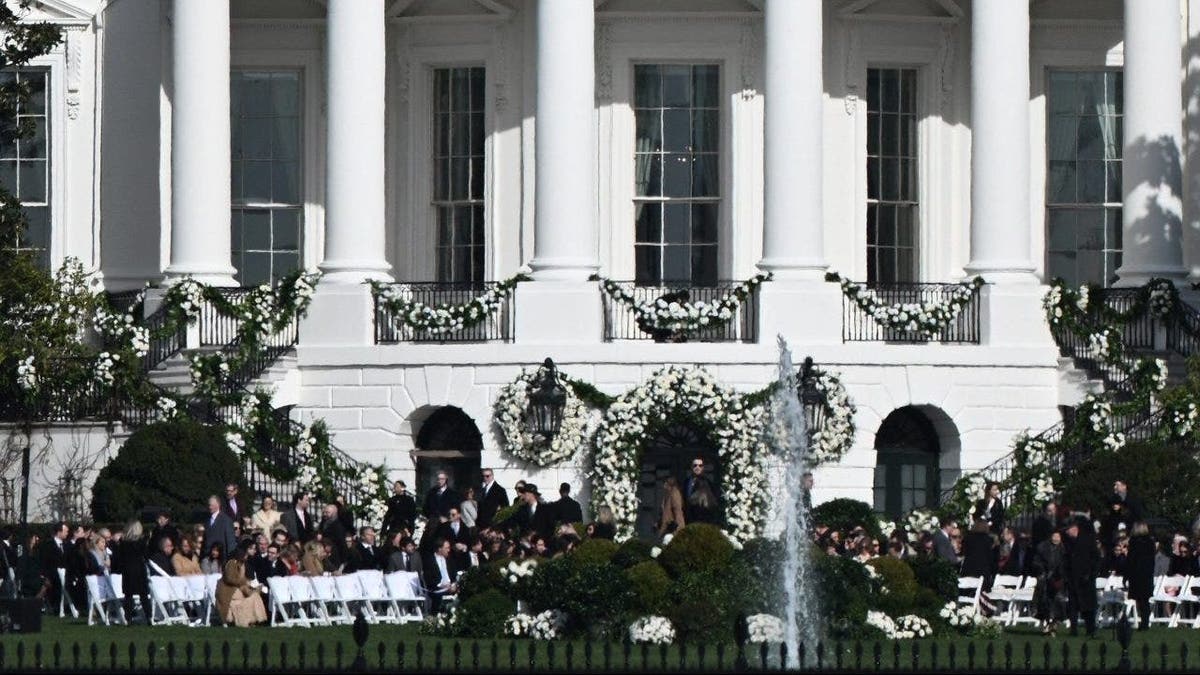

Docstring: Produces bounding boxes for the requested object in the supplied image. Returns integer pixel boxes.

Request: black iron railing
[374,282,514,344]
[840,282,981,344]
[199,288,254,346]
[1094,288,1157,351]
[602,281,759,343]
[1166,297,1200,358]
[1050,319,1140,401]
[212,318,299,398]
[101,289,144,314]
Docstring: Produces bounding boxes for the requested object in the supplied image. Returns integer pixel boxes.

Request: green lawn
[0,618,1189,671]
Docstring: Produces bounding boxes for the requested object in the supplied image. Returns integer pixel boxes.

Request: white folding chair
[267,577,303,627]
[1149,575,1189,628]
[1176,576,1200,627]
[85,574,125,626]
[1097,575,1137,628]
[57,568,79,618]
[384,571,425,623]
[1009,576,1039,626]
[957,576,984,613]
[334,573,373,622]
[309,575,349,625]
[288,576,330,626]
[203,574,221,624]
[988,574,1022,624]
[148,575,190,626]
[356,570,395,624]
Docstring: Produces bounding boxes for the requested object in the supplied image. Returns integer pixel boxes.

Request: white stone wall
[0,423,120,524]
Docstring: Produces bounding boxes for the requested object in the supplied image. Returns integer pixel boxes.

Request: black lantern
[798,356,827,436]
[526,358,568,440]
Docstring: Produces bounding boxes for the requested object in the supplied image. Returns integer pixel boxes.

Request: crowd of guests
[0,469,607,626]
[810,479,1192,637]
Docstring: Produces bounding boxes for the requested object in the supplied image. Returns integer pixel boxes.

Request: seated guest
[201,544,224,575]
[172,537,203,576]
[84,534,111,576]
[465,538,488,568]
[591,506,616,540]
[387,537,423,575]
[251,496,282,537]
[1169,540,1200,577]
[300,541,324,576]
[280,544,301,576]
[348,527,383,572]
[215,544,267,627]
[148,536,176,576]
[422,538,459,614]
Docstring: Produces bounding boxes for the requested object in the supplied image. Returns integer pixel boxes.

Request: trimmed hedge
[656,523,735,577]
[1060,440,1200,531]
[811,498,882,539]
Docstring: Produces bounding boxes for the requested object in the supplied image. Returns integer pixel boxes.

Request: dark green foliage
[611,538,653,568]
[625,561,671,615]
[666,569,739,643]
[656,523,735,577]
[521,556,573,611]
[907,556,958,601]
[810,498,882,539]
[454,589,513,638]
[813,550,875,639]
[1060,440,1200,531]
[867,556,919,616]
[456,558,507,602]
[557,561,631,634]
[570,537,618,567]
[91,418,248,523]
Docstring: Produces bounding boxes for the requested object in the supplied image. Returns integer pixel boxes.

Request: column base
[961,262,1040,286]
[1114,265,1189,287]
[317,260,393,285]
[756,257,828,283]
[979,284,1055,348]
[527,257,599,282]
[162,263,238,288]
[514,282,603,344]
[757,280,842,346]
[300,282,377,347]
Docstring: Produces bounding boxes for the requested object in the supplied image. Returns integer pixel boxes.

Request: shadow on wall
[1184,32,1200,278]
[1122,133,1184,275]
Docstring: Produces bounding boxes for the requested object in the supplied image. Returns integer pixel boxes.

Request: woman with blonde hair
[658,477,687,536]
[117,520,150,624]
[215,543,267,626]
[172,536,203,576]
[300,541,324,576]
[251,496,282,536]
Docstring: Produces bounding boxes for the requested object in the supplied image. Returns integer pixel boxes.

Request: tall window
[873,407,941,518]
[230,71,302,287]
[866,68,918,284]
[0,70,49,269]
[433,67,485,284]
[1046,70,1123,287]
[633,64,719,286]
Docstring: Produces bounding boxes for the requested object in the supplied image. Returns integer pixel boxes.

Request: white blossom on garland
[16,356,36,391]
[1148,279,1178,318]
[629,616,676,644]
[494,369,596,467]
[828,272,984,337]
[597,273,770,333]
[370,273,528,336]
[808,368,856,466]
[590,366,768,543]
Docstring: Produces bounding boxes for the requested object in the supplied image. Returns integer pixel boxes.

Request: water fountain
[768,335,821,660]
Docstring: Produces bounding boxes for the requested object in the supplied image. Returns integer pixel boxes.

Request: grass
[0,617,1191,671]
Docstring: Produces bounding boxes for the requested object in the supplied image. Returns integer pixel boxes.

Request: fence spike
[203,640,211,669]
[243,641,251,669]
[546,642,555,670]
[221,640,231,670]
[781,642,789,671]
[317,641,327,670]
[892,640,901,670]
[715,642,724,671]
[336,641,345,669]
[52,641,61,669]
[472,641,480,670]
[147,640,155,669]
[1181,642,1188,670]
[185,642,193,668]
[566,642,574,670]
[128,642,136,670]
[298,640,306,669]
[508,641,516,670]
[986,641,995,669]
[1161,642,1169,670]
[33,642,41,669]
[490,640,499,671]
[261,642,268,669]
[911,639,919,670]
[697,643,706,671]
[584,641,593,670]
[72,642,80,670]
[943,642,950,669]
[1099,641,1107,670]
[1141,642,1150,669]
[16,641,24,669]
[377,641,386,670]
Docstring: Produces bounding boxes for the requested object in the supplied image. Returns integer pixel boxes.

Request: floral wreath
[589,365,768,543]
[597,273,770,333]
[828,272,984,337]
[370,273,528,336]
[494,368,595,467]
[807,367,857,466]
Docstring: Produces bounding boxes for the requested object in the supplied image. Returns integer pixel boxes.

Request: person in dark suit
[683,458,719,524]
[148,536,176,576]
[931,521,961,566]
[516,484,555,539]
[960,520,998,584]
[0,529,17,598]
[423,538,460,614]
[318,503,349,570]
[998,527,1030,576]
[476,469,510,529]
[1031,502,1059,549]
[1111,480,1144,522]
[39,522,70,612]
[437,507,473,568]
[117,521,151,624]
[973,483,1006,536]
[382,481,418,535]
[1125,521,1156,630]
[387,536,424,576]
[149,511,180,552]
[1064,516,1099,637]
[203,495,239,564]
[221,483,246,524]
[280,492,315,544]
[347,527,384,572]
[423,471,460,520]
[553,483,583,525]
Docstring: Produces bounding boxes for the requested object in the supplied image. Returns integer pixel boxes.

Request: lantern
[526,358,567,439]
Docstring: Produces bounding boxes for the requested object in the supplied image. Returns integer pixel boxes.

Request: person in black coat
[1111,480,1144,522]
[960,520,998,584]
[1032,530,1067,634]
[38,522,70,612]
[476,469,510,529]
[203,496,239,564]
[1064,516,1099,637]
[683,458,719,525]
[117,522,151,624]
[553,483,584,525]
[515,485,555,540]
[973,483,1006,536]
[1168,540,1200,577]
[437,508,473,569]
[423,471,461,521]
[999,527,1030,576]
[381,481,418,535]
[422,539,460,614]
[1031,502,1059,549]
[280,492,315,544]
[346,527,384,573]
[147,536,176,576]
[1125,522,1156,630]
[318,504,349,570]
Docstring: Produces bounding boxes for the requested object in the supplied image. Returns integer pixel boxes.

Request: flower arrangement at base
[597,273,770,334]
[504,559,538,585]
[745,614,785,643]
[370,273,528,336]
[504,609,566,640]
[629,615,676,644]
[938,601,980,628]
[868,612,932,640]
[494,369,595,467]
[590,365,768,543]
[828,272,984,337]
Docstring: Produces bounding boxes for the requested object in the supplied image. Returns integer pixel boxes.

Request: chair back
[335,573,364,600]
[385,571,420,600]
[358,569,386,599]
[309,575,337,601]
[149,575,176,602]
[267,577,292,604]
[288,575,318,602]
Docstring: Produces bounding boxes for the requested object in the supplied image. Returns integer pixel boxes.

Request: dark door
[637,424,719,539]
[872,407,941,518]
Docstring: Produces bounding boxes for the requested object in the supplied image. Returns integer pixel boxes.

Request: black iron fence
[1095,288,1157,351]
[840,282,981,344]
[374,282,514,344]
[602,281,759,343]
[198,289,254,347]
[1166,297,1200,358]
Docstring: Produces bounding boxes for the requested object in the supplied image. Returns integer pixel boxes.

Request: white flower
[650,546,662,558]
[629,616,676,645]
[746,614,785,644]
[15,356,37,390]
[505,610,566,640]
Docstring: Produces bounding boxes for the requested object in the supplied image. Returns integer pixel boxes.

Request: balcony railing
[840,282,982,344]
[199,288,254,346]
[374,282,514,344]
[602,281,759,343]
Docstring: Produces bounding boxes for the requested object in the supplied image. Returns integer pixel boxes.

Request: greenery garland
[494,369,596,467]
[597,273,771,333]
[827,272,984,337]
[369,273,528,335]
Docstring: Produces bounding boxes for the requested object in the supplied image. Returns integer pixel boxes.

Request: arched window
[637,424,719,538]
[873,406,941,517]
[413,406,483,497]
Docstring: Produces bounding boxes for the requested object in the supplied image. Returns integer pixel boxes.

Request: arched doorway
[873,406,941,518]
[413,406,483,499]
[637,424,720,539]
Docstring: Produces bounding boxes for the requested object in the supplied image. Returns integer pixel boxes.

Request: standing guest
[348,527,383,572]
[459,487,478,530]
[801,472,815,512]
[318,503,349,570]
[998,527,1030,576]
[1111,480,1144,523]
[932,520,961,566]
[333,494,355,531]
[423,539,459,614]
[517,484,554,539]
[0,529,15,599]
[423,471,460,520]
[1032,502,1059,549]
[280,492,314,544]
[960,520,998,583]
[149,511,180,551]
[221,483,244,523]
[592,506,617,540]
[382,481,418,535]
[476,469,510,529]
[17,534,45,600]
[973,483,1006,536]
[684,457,719,524]
[438,507,473,568]
[117,520,151,624]
[658,477,686,535]
[39,522,70,612]
[1065,517,1099,637]
[1033,530,1068,635]
[216,543,267,627]
[554,483,583,526]
[1100,497,1130,548]
[251,496,282,536]
[203,495,238,563]
[1125,522,1156,630]
[172,537,203,576]
[148,536,176,576]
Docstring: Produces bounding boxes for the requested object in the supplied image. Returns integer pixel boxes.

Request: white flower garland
[904,509,939,543]
[1148,279,1177,318]
[808,369,857,466]
[370,273,526,336]
[939,602,981,628]
[590,366,768,543]
[629,616,676,644]
[833,274,984,337]
[598,273,770,333]
[494,370,595,467]
[746,614,785,643]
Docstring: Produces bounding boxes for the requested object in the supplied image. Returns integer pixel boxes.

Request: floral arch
[589,366,768,543]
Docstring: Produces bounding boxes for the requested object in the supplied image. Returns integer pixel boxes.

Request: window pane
[239,73,272,116]
[635,110,662,152]
[273,252,300,278]
[662,65,691,107]
[1047,161,1077,203]
[270,73,299,116]
[691,246,717,286]
[634,65,661,108]
[1078,161,1105,203]
[691,154,718,197]
[635,245,660,284]
[662,154,691,197]
[19,160,44,202]
[663,109,691,152]
[242,210,271,250]
[242,161,271,202]
[691,203,718,243]
[664,203,689,244]
[271,161,299,204]
[272,117,299,160]
[692,65,719,108]
[635,203,661,243]
[272,209,300,251]
[241,252,271,287]
[431,67,486,283]
[663,245,689,282]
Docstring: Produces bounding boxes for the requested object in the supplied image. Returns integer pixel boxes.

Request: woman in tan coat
[215,545,267,627]
[171,536,203,576]
[299,541,325,576]
[658,477,687,535]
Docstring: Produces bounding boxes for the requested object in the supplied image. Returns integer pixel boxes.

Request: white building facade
[14,0,1200,525]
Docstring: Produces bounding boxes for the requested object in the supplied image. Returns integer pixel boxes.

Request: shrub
[906,556,957,601]
[91,418,247,523]
[656,523,734,578]
[612,538,654,569]
[558,561,631,634]
[457,559,507,602]
[812,551,875,639]
[455,589,513,638]
[1060,440,1200,531]
[811,499,882,539]
[666,569,738,643]
[571,538,619,567]
[520,557,571,611]
[866,557,919,616]
[626,561,672,615]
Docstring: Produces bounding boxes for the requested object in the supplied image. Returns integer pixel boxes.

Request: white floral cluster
[939,601,980,628]
[808,370,857,466]
[371,274,524,335]
[1170,403,1199,438]
[904,509,939,543]
[746,614,785,644]
[16,356,37,391]
[1088,330,1115,361]
[494,371,595,467]
[867,611,932,640]
[877,517,896,540]
[963,474,987,502]
[1153,358,1169,392]
[225,430,245,457]
[1075,285,1090,312]
[188,355,229,390]
[171,279,206,319]
[93,352,121,386]
[1086,397,1111,433]
[1102,431,1126,452]
[599,274,770,332]
[1033,473,1056,504]
[155,396,178,419]
[837,275,984,337]
[590,366,768,543]
[1043,285,1065,324]
[1148,279,1177,318]
[504,610,566,640]
[429,606,459,633]
[93,306,150,358]
[628,616,676,644]
[504,559,538,584]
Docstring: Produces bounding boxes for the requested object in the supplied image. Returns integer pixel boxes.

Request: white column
[162,0,237,287]
[1116,0,1188,285]
[528,0,597,280]
[319,0,392,284]
[1185,0,1200,282]
[757,0,826,280]
[963,0,1037,284]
